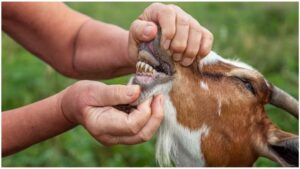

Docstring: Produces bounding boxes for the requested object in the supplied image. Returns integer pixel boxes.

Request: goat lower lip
[135,75,155,85]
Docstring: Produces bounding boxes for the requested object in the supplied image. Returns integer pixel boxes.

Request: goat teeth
[137,62,141,71]
[135,61,157,76]
[145,64,149,72]
[141,62,145,70]
[149,66,153,72]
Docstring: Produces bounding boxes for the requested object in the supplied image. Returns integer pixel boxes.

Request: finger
[198,27,214,58]
[170,14,190,61]
[140,3,176,50]
[129,19,158,43]
[121,97,153,135]
[128,20,158,65]
[181,23,202,66]
[113,94,164,145]
[136,94,164,140]
[95,134,120,146]
[86,106,129,136]
[88,83,141,106]
[89,97,153,143]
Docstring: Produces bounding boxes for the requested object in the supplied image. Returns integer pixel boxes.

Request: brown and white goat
[128,31,298,167]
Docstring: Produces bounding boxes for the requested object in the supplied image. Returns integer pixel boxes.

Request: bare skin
[2,2,213,156]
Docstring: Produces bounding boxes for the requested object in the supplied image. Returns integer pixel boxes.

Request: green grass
[2,2,298,167]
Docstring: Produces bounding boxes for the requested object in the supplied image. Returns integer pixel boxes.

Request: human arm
[2,81,164,156]
[2,2,132,79]
[2,2,214,80]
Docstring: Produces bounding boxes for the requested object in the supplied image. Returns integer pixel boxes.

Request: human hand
[60,80,164,145]
[128,3,214,67]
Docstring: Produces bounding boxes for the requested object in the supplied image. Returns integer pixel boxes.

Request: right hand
[60,80,164,146]
[128,3,214,67]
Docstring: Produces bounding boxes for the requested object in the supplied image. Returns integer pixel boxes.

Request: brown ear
[259,129,298,167]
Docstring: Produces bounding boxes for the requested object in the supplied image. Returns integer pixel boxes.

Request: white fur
[217,98,222,116]
[200,81,209,91]
[154,85,210,167]
[200,51,254,70]
[131,80,211,167]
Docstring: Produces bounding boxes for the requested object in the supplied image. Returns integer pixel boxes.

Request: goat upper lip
[138,50,159,66]
[137,50,171,76]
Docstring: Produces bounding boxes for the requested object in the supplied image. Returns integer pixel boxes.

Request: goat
[128,30,298,167]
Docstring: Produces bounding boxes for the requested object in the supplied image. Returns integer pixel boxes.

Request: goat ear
[261,129,299,167]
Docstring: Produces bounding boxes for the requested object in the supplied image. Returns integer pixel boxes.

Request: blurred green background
[2,2,298,167]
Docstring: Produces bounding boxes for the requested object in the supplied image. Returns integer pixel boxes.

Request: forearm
[2,90,75,156]
[2,2,134,79]
[2,2,88,78]
[73,19,135,79]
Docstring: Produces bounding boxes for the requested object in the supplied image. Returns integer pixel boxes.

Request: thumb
[130,20,158,42]
[95,84,141,106]
[128,20,158,65]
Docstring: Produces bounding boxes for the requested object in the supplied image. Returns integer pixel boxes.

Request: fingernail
[173,53,182,61]
[182,58,193,66]
[143,25,154,36]
[163,39,171,49]
[127,85,139,97]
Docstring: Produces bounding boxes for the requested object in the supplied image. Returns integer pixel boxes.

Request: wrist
[57,87,79,126]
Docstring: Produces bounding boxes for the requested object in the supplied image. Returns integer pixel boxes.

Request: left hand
[128,3,214,67]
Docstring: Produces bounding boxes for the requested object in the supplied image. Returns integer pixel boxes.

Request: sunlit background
[2,2,298,167]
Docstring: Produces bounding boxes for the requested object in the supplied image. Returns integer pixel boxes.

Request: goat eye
[243,81,255,94]
[235,77,256,95]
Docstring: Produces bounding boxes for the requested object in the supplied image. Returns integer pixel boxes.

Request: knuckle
[163,29,175,40]
[199,48,210,57]
[111,85,124,98]
[202,29,213,41]
[168,4,177,9]
[206,31,214,41]
[138,132,152,142]
[185,48,198,58]
[128,120,141,135]
[162,5,175,15]
[190,18,201,29]
[194,27,203,34]
[129,19,140,29]
[151,2,163,9]
[129,20,144,37]
[171,40,187,52]
[73,80,90,90]
[177,15,190,26]
[154,111,164,121]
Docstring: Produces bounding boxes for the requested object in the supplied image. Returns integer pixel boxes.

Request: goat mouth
[134,60,171,86]
[133,42,174,87]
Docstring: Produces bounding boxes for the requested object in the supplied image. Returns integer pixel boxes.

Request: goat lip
[138,50,160,67]
[135,75,155,85]
[133,71,172,90]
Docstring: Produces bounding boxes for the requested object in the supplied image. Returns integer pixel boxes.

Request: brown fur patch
[169,62,274,166]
